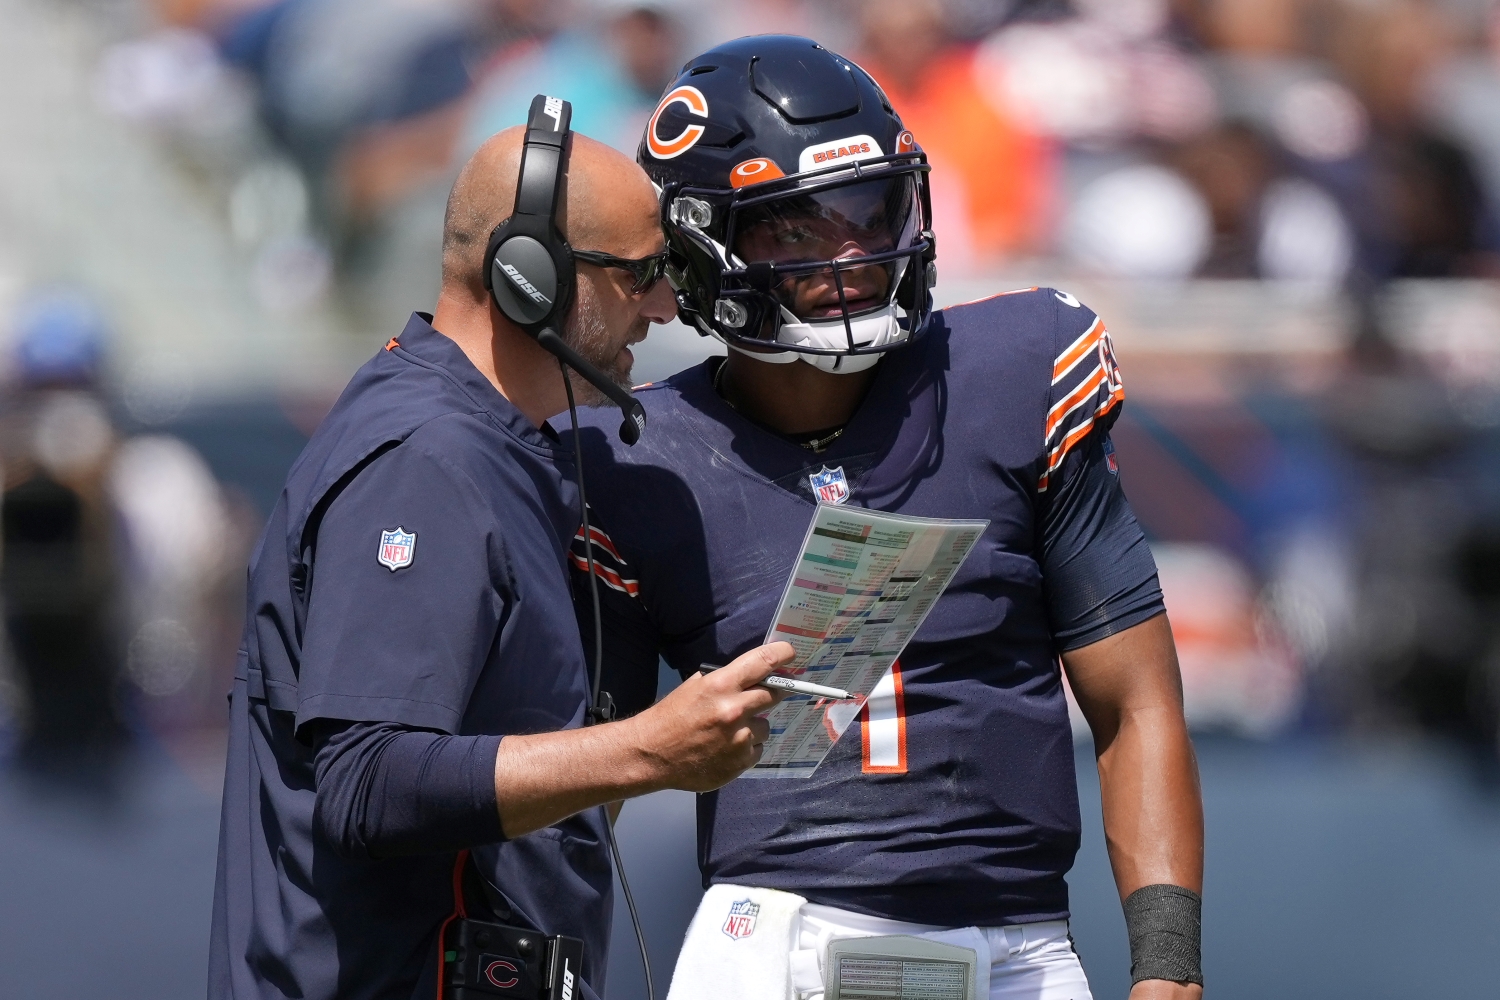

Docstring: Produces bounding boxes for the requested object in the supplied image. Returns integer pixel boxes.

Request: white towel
[666,883,808,1000]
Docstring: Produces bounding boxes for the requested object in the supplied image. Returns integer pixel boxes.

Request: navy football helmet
[638,35,935,372]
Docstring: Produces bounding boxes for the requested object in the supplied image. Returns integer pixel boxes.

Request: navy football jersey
[569,289,1164,927]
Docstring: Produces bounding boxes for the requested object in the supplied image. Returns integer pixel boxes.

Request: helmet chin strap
[800,351,883,374]
[723,340,800,365]
[705,299,904,374]
[719,337,885,373]
[773,302,902,373]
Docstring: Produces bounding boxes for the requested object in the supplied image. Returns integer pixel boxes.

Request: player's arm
[1038,296,1203,995]
[1062,617,1204,1000]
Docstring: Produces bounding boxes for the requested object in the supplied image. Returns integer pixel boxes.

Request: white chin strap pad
[711,301,907,374]
[802,351,883,373]
[724,342,884,373]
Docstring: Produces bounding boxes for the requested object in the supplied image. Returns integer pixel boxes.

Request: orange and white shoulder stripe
[1051,316,1104,386]
[1039,322,1125,493]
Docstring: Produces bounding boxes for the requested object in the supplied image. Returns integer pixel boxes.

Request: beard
[561,280,641,407]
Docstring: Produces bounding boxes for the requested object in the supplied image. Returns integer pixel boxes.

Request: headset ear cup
[550,235,576,330]
[480,99,578,339]
[491,234,565,329]
[483,220,515,317]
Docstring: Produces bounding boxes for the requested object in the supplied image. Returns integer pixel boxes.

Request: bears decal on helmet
[646,86,710,160]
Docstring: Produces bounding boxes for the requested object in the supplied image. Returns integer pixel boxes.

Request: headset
[482,94,647,447]
[477,94,655,1000]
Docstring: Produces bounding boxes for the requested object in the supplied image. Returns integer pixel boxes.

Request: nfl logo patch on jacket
[377,527,416,571]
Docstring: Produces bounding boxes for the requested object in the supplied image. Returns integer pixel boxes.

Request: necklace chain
[713,359,845,453]
[798,427,845,453]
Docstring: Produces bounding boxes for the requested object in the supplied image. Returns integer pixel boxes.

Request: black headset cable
[559,354,656,1000]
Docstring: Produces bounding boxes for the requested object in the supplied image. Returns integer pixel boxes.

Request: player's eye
[776,225,816,246]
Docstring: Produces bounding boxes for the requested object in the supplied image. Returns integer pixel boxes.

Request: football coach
[209,112,795,1000]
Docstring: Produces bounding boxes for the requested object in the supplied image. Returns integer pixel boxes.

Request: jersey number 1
[861,660,907,774]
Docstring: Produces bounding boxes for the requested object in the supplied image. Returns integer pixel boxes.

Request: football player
[570,35,1204,1000]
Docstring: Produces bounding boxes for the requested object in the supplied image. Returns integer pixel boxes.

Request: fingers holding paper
[632,640,794,792]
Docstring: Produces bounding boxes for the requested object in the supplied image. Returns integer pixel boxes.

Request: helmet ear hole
[714,299,749,329]
[671,197,714,229]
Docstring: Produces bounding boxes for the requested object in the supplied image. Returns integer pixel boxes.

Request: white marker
[699,663,854,701]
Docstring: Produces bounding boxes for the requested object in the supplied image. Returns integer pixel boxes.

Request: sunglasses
[571,248,670,295]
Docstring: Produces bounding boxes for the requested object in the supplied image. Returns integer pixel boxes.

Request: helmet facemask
[663,155,935,373]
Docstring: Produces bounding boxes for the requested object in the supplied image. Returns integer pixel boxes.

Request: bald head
[441,126,662,301]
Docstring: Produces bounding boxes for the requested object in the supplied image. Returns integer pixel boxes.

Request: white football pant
[796,901,1094,1000]
[665,884,1094,1000]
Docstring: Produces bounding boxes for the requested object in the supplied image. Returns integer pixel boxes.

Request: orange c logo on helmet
[647,86,709,159]
[730,157,786,189]
[897,130,917,153]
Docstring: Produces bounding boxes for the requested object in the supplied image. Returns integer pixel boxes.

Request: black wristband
[1123,884,1203,986]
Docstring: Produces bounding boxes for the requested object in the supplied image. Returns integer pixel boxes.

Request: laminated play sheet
[744,503,988,778]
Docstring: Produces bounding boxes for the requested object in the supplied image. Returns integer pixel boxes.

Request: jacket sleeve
[311,720,505,859]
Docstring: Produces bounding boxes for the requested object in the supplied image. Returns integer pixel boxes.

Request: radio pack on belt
[444,916,584,1000]
[825,936,978,1000]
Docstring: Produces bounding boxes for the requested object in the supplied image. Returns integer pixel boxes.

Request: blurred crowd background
[2,0,1500,997]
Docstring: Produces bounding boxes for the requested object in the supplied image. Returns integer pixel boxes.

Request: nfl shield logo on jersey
[721,898,760,940]
[810,465,849,505]
[377,527,416,571]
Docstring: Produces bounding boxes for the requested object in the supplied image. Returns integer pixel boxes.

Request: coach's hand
[492,642,793,837]
[1129,981,1203,999]
[628,641,795,792]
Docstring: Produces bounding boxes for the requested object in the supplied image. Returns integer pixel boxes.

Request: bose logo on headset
[542,96,565,131]
[500,262,552,305]
[560,959,575,1000]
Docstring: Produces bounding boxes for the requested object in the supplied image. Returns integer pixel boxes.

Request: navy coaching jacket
[211,314,610,1000]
